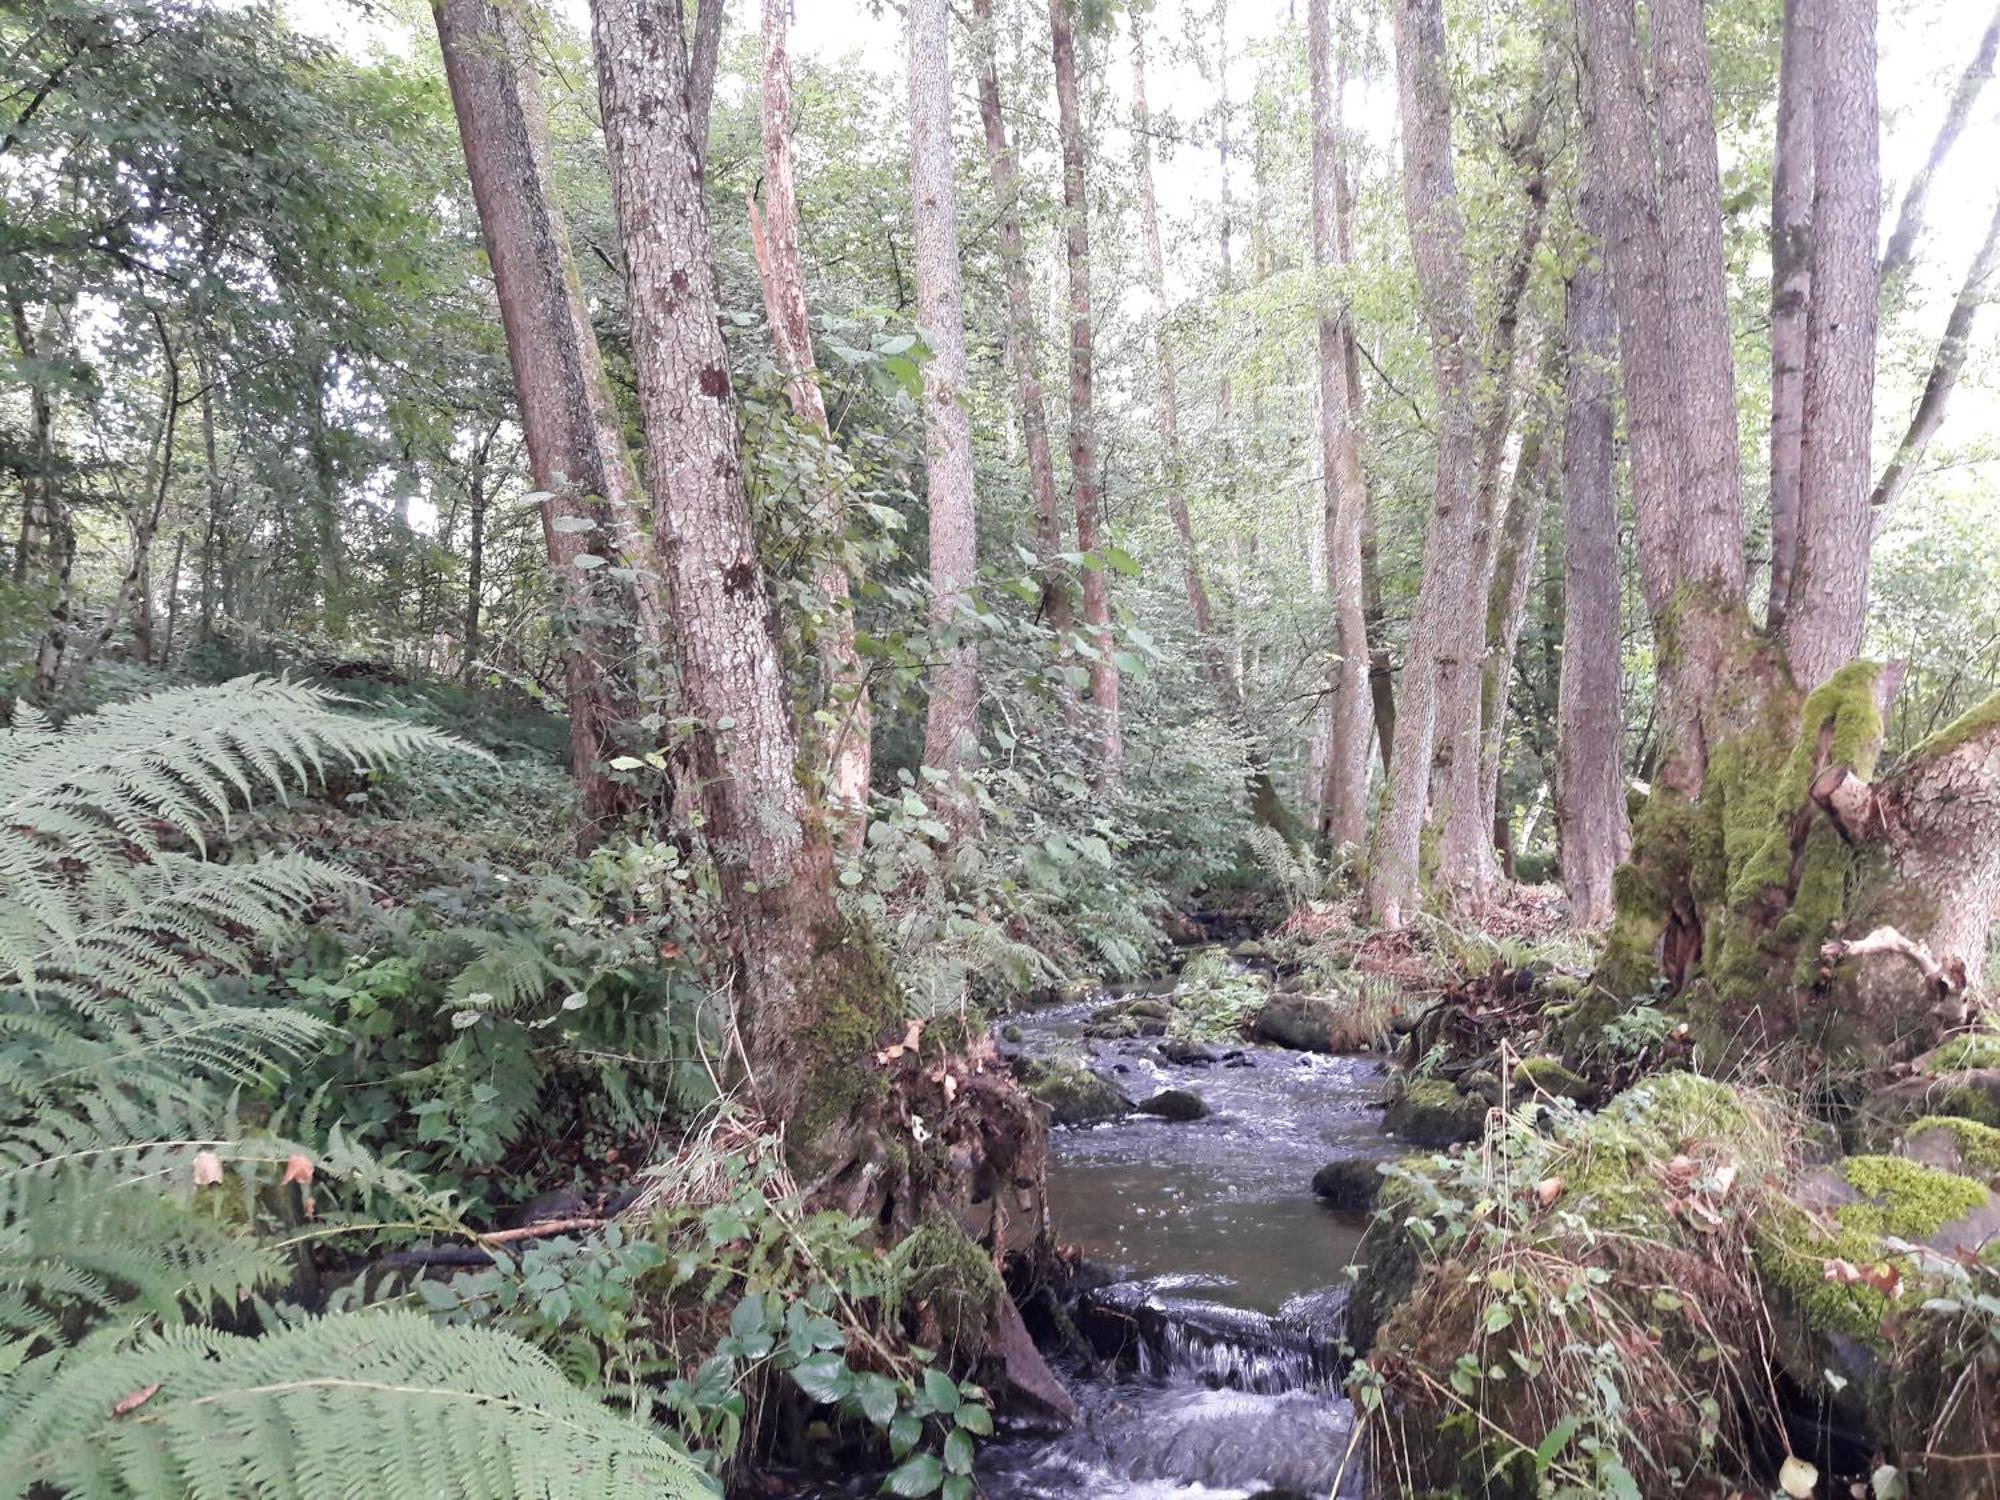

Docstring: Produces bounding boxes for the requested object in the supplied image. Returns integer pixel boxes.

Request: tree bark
[1652,0,1746,600]
[687,0,726,171]
[972,0,1072,664]
[906,0,982,837]
[752,0,871,844]
[1050,0,1120,786]
[1310,0,1374,852]
[1766,0,1815,631]
[1131,19,1221,660]
[1870,192,2000,523]
[1556,188,1628,926]
[1431,81,1552,901]
[1368,0,1482,928]
[1878,3,2000,289]
[462,424,491,683]
[434,0,663,837]
[1785,0,1878,691]
[7,298,51,587]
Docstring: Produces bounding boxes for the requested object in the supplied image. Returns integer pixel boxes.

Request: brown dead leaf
[1534,1176,1565,1208]
[192,1150,223,1187]
[112,1382,162,1417]
[280,1153,314,1187]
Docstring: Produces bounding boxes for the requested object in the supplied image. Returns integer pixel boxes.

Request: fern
[0,1311,715,1500]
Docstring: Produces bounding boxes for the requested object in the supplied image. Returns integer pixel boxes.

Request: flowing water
[790,969,1395,1498]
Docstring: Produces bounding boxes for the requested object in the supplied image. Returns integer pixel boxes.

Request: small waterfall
[1076,1280,1348,1396]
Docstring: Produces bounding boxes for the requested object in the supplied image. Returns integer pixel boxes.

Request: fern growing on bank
[0,1310,712,1499]
[0,679,713,1498]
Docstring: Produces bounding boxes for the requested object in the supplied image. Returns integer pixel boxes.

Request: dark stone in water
[1021,1059,1133,1127]
[1253,993,1344,1052]
[1138,1088,1209,1121]
[1159,1038,1217,1066]
[1311,1158,1383,1211]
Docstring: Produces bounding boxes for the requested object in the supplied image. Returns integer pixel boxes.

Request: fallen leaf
[280,1154,314,1187]
[1708,1162,1738,1198]
[192,1150,223,1187]
[112,1382,162,1417]
[1780,1454,1819,1498]
[1534,1176,1565,1208]
[1666,1154,1698,1182]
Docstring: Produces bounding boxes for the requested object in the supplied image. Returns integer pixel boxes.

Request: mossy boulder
[1920,1029,2000,1073]
[1860,1068,2000,1136]
[1382,1079,1486,1147]
[1253,993,1344,1052]
[1311,1157,1383,1211]
[1020,1058,1132,1127]
[1511,1055,1598,1104]
[1900,1115,2000,1183]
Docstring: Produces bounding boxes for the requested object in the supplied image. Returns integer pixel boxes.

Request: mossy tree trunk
[588,0,1069,1422]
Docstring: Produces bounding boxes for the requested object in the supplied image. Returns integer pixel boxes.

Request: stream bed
[785,974,1398,1498]
[972,991,1390,1498]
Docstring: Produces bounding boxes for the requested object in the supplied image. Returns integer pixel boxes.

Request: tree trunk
[752,0,871,844]
[1050,0,1120,786]
[591,1,1070,1421]
[1878,3,2000,289]
[462,427,489,684]
[1652,0,1746,602]
[972,0,1073,666]
[1431,83,1552,902]
[197,360,222,645]
[1870,192,2000,523]
[1310,0,1374,852]
[1575,0,1747,801]
[905,0,982,839]
[434,0,664,837]
[1766,0,1814,631]
[1785,0,1877,691]
[1556,192,1628,927]
[7,298,51,587]
[1368,0,1482,929]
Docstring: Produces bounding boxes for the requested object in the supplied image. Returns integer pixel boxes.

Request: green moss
[1904,687,2000,763]
[1905,1116,2000,1176]
[795,919,904,1147]
[896,1215,1007,1354]
[1512,1056,1593,1101]
[1839,1155,1988,1238]
[1936,1081,2000,1127]
[1384,1079,1486,1147]
[1926,1031,2000,1072]
[1756,1154,1992,1347]
[1023,1058,1130,1126]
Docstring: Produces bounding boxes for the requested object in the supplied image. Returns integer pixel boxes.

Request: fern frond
[0,1311,715,1500]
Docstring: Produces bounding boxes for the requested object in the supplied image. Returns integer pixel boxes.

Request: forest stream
[802,962,1391,1500]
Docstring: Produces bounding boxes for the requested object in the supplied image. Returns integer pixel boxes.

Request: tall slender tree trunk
[751,0,871,844]
[972,0,1073,670]
[7,299,51,586]
[590,7,1072,1421]
[433,0,663,837]
[462,427,490,683]
[1050,0,1120,785]
[1766,0,1815,630]
[1431,87,1551,901]
[906,0,982,837]
[1870,194,2000,523]
[1785,0,1877,690]
[1556,173,1627,927]
[1310,0,1373,851]
[1368,0,1483,928]
[1131,20,1221,658]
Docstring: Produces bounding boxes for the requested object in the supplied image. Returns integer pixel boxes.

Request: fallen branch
[1821,926,1965,994]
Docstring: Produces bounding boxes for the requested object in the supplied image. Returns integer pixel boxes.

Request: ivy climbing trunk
[433,0,662,837]
[906,0,982,840]
[750,0,871,844]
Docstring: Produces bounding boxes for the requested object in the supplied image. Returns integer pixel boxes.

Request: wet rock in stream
[1137,1087,1209,1121]
[1073,1279,1345,1394]
[1310,1158,1382,1211]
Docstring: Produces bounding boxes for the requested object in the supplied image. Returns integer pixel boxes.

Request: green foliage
[0,1310,711,1500]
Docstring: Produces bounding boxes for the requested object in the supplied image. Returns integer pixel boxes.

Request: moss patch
[896,1215,1008,1355]
[1926,1031,2000,1072]
[1905,1116,2000,1177]
[1513,1055,1595,1102]
[1904,687,2000,763]
[1383,1079,1486,1147]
